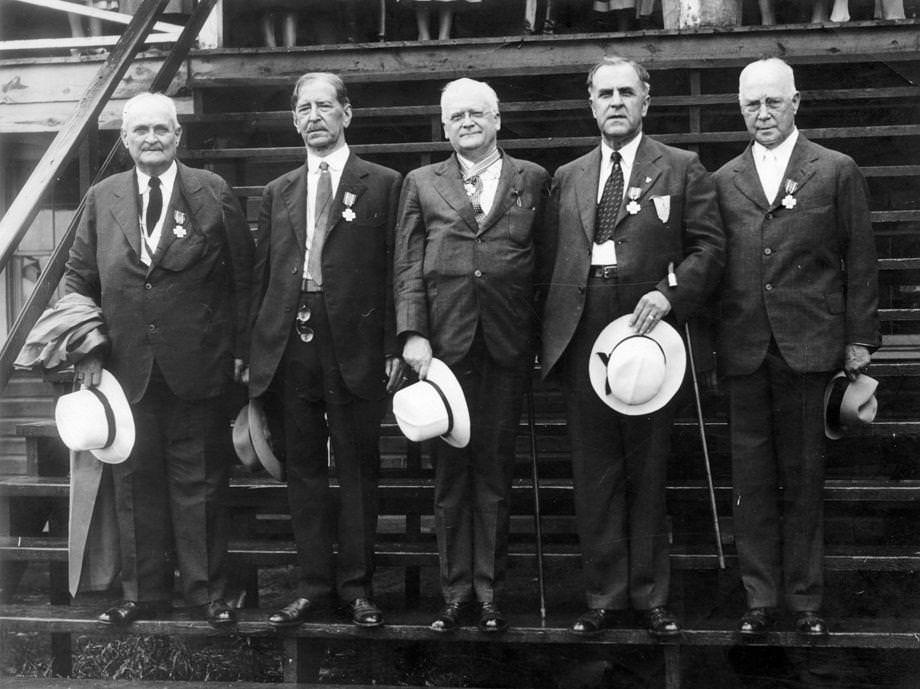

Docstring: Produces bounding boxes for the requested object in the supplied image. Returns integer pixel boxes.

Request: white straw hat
[54,369,135,463]
[393,358,470,448]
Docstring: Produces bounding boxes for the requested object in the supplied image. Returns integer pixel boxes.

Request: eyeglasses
[741,98,788,115]
[296,304,314,343]
[445,109,491,125]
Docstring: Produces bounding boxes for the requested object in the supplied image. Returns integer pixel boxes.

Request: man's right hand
[402,334,433,380]
[75,353,104,388]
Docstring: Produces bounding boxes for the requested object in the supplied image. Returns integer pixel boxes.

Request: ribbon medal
[626,187,642,215]
[781,179,798,210]
[342,191,356,222]
[173,210,187,238]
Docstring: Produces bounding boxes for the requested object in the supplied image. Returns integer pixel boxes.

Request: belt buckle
[601,265,616,279]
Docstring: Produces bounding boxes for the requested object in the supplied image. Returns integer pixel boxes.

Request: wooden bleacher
[1,9,920,689]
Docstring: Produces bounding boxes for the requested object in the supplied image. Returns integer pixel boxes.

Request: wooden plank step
[3,538,920,572]
[0,681,462,689]
[181,125,920,161]
[2,605,920,650]
[6,475,920,502]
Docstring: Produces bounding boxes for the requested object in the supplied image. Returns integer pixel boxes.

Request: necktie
[594,151,623,245]
[307,161,332,287]
[146,177,162,237]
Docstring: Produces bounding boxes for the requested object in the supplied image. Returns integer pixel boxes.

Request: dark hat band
[87,386,117,449]
[422,379,454,435]
[601,335,667,397]
[825,376,849,431]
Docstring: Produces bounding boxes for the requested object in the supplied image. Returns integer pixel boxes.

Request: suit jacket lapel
[616,136,662,227]
[478,153,519,235]
[110,172,141,259]
[281,163,309,250]
[575,147,602,244]
[433,156,480,234]
[732,144,770,210]
[776,135,818,207]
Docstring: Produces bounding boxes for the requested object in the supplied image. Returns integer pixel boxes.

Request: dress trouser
[558,274,673,611]
[433,330,528,604]
[112,368,229,606]
[278,291,383,603]
[727,341,830,612]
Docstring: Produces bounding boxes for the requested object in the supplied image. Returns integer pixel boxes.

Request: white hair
[121,92,180,130]
[738,58,798,101]
[440,78,500,123]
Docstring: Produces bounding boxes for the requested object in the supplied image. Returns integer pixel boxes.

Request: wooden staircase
[2,13,920,689]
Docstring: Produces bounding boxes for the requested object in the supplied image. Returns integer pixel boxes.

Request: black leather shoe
[795,610,829,637]
[645,606,681,639]
[268,597,323,628]
[478,602,508,633]
[206,599,237,629]
[347,598,384,628]
[97,600,161,626]
[430,601,468,633]
[570,608,621,636]
[738,607,773,638]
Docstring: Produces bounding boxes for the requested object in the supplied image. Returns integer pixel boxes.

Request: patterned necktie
[467,175,485,227]
[307,161,332,287]
[146,176,162,237]
[594,151,623,245]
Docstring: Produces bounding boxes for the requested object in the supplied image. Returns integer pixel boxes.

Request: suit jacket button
[474,269,483,278]
[766,212,774,220]
[763,248,772,256]
[147,323,157,332]
[144,282,152,290]
[764,283,774,291]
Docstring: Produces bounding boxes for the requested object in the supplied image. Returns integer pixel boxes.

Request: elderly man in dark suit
[395,77,550,634]
[714,57,879,638]
[66,92,253,628]
[247,72,403,628]
[541,56,724,639]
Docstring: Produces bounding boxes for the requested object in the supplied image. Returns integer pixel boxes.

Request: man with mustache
[395,78,550,633]
[541,56,724,638]
[248,72,403,628]
[66,92,253,627]
[714,57,879,638]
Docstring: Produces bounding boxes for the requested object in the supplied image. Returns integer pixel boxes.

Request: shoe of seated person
[346,597,384,628]
[570,608,623,636]
[205,599,237,629]
[268,597,325,628]
[738,607,773,638]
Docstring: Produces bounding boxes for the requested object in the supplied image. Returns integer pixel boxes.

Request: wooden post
[661,0,741,29]
[282,637,325,683]
[663,645,681,689]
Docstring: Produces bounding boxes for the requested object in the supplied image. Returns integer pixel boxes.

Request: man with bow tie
[65,92,253,628]
[713,57,879,638]
[247,72,403,629]
[395,78,550,634]
[540,56,724,639]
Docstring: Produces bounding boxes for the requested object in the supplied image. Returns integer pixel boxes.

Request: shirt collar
[753,127,799,164]
[601,132,642,169]
[308,144,350,173]
[136,160,177,192]
[457,147,502,178]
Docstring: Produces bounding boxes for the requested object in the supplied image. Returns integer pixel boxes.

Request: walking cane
[683,323,725,569]
[526,381,547,623]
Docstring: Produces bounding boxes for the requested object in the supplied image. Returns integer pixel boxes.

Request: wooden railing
[0,0,219,393]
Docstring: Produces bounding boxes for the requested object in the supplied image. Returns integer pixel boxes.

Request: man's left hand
[630,290,672,335]
[844,344,871,381]
[385,357,406,394]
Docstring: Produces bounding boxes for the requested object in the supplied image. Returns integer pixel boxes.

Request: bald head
[738,58,800,149]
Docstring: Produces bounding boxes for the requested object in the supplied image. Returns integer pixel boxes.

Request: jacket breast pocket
[504,204,537,245]
[158,232,207,271]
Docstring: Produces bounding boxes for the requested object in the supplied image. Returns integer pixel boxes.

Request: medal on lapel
[173,210,187,238]
[781,179,798,210]
[626,187,642,215]
[342,191,356,222]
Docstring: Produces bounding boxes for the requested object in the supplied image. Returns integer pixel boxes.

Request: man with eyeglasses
[713,57,878,638]
[541,56,724,639]
[394,78,550,633]
[247,72,403,628]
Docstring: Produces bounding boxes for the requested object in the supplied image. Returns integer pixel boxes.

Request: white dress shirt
[136,161,177,266]
[458,150,503,217]
[303,144,350,282]
[592,133,642,266]
[753,128,799,204]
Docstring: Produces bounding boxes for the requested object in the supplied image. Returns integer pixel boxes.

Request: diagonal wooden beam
[0,0,218,393]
